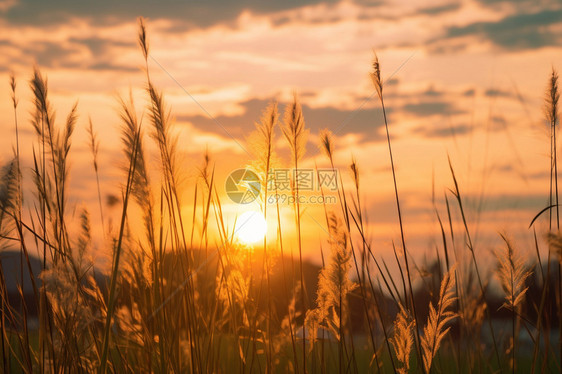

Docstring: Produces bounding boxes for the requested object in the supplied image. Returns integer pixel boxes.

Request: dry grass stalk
[421,265,457,373]
[282,93,308,164]
[305,213,356,347]
[350,158,359,191]
[391,305,414,374]
[370,52,383,100]
[318,129,334,162]
[495,236,531,311]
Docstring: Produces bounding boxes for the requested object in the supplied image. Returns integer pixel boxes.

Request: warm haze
[1,0,560,265]
[0,0,561,372]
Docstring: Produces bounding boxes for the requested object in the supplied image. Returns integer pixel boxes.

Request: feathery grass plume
[29,69,54,208]
[120,224,153,288]
[305,213,356,346]
[199,147,212,188]
[548,231,562,261]
[75,209,92,267]
[370,52,383,100]
[0,159,18,244]
[53,101,78,253]
[318,129,334,162]
[197,150,215,252]
[495,236,531,311]
[31,148,53,215]
[148,83,177,177]
[116,226,158,369]
[40,208,102,371]
[214,238,252,367]
[278,283,301,369]
[421,265,457,373]
[117,228,157,370]
[118,93,155,247]
[56,102,77,189]
[248,101,279,189]
[216,242,250,311]
[145,83,187,255]
[30,67,55,140]
[10,72,18,109]
[391,305,414,374]
[496,235,532,372]
[9,73,22,217]
[138,17,149,60]
[86,117,100,177]
[9,72,22,213]
[546,68,559,131]
[115,302,144,346]
[458,291,486,339]
[0,160,18,212]
[30,68,78,256]
[282,93,308,164]
[350,157,359,191]
[119,94,149,195]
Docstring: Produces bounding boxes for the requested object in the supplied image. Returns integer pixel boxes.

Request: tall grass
[420,265,456,373]
[371,53,425,371]
[545,68,562,366]
[0,19,560,374]
[281,93,309,371]
[248,101,279,372]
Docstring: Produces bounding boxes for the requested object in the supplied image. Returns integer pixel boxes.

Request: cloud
[177,97,389,143]
[474,0,558,8]
[177,93,465,145]
[417,3,460,15]
[484,88,513,98]
[442,9,562,50]
[422,86,444,97]
[68,37,134,56]
[23,41,81,68]
[89,62,136,72]
[414,123,472,138]
[352,0,385,7]
[402,101,464,117]
[2,0,341,28]
[465,193,548,213]
[3,37,137,71]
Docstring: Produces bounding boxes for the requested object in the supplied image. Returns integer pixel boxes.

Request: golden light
[235,211,267,245]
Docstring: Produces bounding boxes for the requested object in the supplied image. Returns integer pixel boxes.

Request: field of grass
[0,18,560,373]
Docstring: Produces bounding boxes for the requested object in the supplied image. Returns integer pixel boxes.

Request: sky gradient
[0,0,560,271]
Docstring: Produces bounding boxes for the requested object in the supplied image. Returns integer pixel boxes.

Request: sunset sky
[0,0,561,270]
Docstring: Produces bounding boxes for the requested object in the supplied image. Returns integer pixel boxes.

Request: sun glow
[235,211,267,245]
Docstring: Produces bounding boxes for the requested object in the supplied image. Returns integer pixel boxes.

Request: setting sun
[0,2,561,372]
[235,211,267,245]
